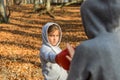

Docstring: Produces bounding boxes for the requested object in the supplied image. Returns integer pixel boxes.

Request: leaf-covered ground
[0,4,87,80]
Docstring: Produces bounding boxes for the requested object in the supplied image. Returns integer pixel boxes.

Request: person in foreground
[40,22,68,80]
[67,0,120,80]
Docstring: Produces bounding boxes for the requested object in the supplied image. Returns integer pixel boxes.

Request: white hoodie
[40,22,68,80]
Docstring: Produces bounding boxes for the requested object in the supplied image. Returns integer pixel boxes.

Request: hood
[42,22,62,47]
[81,0,120,39]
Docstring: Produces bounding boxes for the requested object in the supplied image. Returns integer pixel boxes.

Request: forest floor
[0,4,87,80]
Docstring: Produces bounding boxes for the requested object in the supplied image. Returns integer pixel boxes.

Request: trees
[13,0,22,5]
[0,0,84,23]
[0,0,22,24]
[0,0,10,23]
[33,0,84,18]
[33,0,55,18]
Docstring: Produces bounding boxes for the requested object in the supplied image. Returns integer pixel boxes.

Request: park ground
[0,4,87,80]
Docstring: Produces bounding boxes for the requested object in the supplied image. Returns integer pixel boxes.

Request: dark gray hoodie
[67,0,120,80]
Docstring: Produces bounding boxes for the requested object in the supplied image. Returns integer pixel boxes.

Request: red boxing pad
[55,49,70,70]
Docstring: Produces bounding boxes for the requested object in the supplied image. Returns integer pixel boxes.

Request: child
[40,22,68,80]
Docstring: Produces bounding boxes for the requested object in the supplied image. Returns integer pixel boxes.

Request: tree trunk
[33,0,55,18]
[46,0,51,11]
[0,0,9,23]
[24,0,27,4]
[13,0,22,5]
[33,0,41,12]
[10,0,14,5]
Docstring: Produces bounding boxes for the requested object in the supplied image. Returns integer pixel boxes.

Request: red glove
[55,48,70,70]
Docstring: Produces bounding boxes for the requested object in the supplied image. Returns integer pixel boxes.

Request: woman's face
[48,30,60,46]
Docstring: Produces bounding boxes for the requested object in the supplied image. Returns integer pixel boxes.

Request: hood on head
[42,22,62,47]
[81,0,120,39]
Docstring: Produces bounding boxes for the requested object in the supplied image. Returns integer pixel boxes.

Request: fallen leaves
[0,4,87,80]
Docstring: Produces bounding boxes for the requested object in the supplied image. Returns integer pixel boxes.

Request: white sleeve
[40,48,57,63]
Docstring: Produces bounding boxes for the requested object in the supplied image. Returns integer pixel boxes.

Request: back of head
[81,0,120,39]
